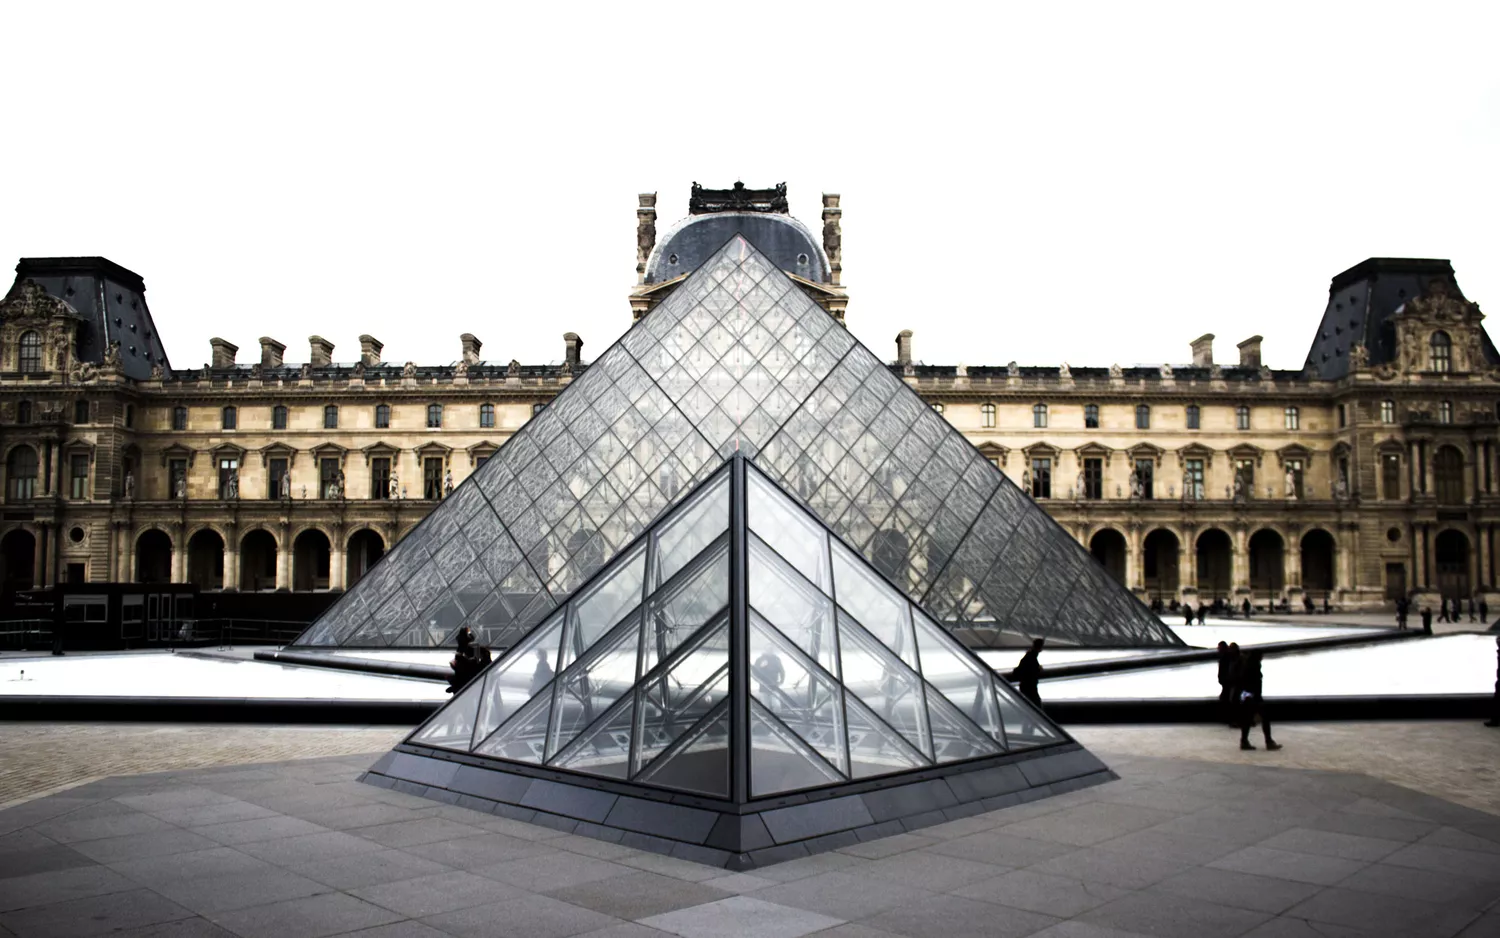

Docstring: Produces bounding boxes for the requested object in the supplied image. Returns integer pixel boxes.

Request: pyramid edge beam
[361,741,1115,870]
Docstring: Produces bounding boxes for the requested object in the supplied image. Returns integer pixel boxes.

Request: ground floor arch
[1143,528,1180,601]
[293,528,331,591]
[1435,529,1470,600]
[1196,529,1232,600]
[1301,528,1336,597]
[136,529,173,583]
[186,528,225,590]
[1089,528,1126,585]
[1,529,36,588]
[241,529,279,591]
[1249,529,1285,598]
[346,528,385,588]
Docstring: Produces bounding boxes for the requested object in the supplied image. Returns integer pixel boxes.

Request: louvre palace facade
[2,183,1498,613]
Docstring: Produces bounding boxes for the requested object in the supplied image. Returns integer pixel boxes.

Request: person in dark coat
[1197,605,1207,626]
[1469,597,1478,623]
[1216,642,1240,725]
[447,628,482,694]
[1396,598,1408,630]
[1012,638,1045,707]
[1183,604,1194,627]
[1242,598,1252,619]
[1421,606,1433,635]
[1485,637,1499,728]
[1234,651,1281,751]
[1481,597,1490,625]
[1438,597,1450,624]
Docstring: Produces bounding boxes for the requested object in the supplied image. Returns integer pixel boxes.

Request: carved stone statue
[1160,363,1174,378]
[955,362,968,378]
[1021,469,1033,493]
[1075,471,1085,500]
[507,359,521,378]
[103,341,122,370]
[174,471,186,500]
[149,362,163,379]
[72,360,98,383]
[327,470,343,500]
[300,363,312,379]
[1259,364,1273,381]
[1059,362,1071,379]
[1233,474,1245,503]
[124,472,135,499]
[1349,343,1368,369]
[403,361,417,378]
[389,474,400,499]
[225,471,239,500]
[280,471,291,499]
[1109,363,1123,378]
[400,485,408,499]
[249,362,263,379]
[1209,362,1223,379]
[1007,361,1019,378]
[301,485,308,499]
[444,470,454,497]
[822,216,841,261]
[1183,468,1195,500]
[351,361,364,378]
[1130,472,1144,500]
[1333,475,1348,500]
[1284,466,1297,499]
[454,359,468,378]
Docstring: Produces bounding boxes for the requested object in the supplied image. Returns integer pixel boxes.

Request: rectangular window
[1284,406,1300,430]
[1134,459,1154,500]
[1033,404,1047,428]
[1235,458,1255,497]
[371,457,390,499]
[319,458,340,499]
[1084,404,1099,429]
[218,458,238,499]
[323,405,338,429]
[1439,401,1453,424]
[1135,405,1150,429]
[1030,458,1051,499]
[423,458,444,499]
[1381,400,1395,424]
[268,458,288,499]
[169,458,187,498]
[375,404,390,429]
[1383,453,1402,500]
[74,400,89,424]
[1083,458,1102,500]
[1186,405,1200,430]
[480,403,495,429]
[1185,458,1204,499]
[70,455,89,499]
[1236,405,1250,430]
[1337,404,1346,429]
[272,405,287,430]
[222,406,237,430]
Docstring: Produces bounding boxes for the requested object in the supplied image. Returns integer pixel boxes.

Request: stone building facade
[2,189,1498,612]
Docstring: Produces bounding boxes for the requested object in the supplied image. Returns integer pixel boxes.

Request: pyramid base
[360,742,1115,869]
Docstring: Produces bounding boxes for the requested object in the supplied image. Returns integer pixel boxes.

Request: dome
[644,212,828,284]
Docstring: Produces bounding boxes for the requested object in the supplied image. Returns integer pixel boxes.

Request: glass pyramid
[404,457,1065,800]
[296,235,1179,650]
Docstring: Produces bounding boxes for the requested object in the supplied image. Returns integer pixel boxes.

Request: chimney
[1190,333,1215,367]
[636,193,657,284]
[358,334,383,366]
[1237,335,1263,368]
[460,333,483,366]
[564,332,583,369]
[895,330,913,366]
[259,336,285,368]
[308,335,335,368]
[208,337,238,369]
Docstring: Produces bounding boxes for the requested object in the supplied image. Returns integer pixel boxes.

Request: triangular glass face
[749,611,847,776]
[634,619,730,773]
[844,692,929,779]
[550,695,634,779]
[547,613,641,761]
[992,676,1062,750]
[749,699,844,797]
[912,608,1003,744]
[298,235,1177,650]
[636,701,730,798]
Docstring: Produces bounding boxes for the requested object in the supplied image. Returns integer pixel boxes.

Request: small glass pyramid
[298,235,1179,650]
[405,457,1064,800]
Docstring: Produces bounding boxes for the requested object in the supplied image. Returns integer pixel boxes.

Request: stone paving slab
[0,732,1498,937]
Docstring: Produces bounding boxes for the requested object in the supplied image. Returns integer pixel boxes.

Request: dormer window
[18,331,42,373]
[1430,331,1452,372]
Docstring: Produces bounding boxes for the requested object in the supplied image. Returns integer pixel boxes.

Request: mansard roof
[6,256,171,379]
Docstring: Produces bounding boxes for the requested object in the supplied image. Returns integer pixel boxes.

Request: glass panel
[748,536,837,677]
[924,685,1002,762]
[634,620,730,773]
[747,469,831,592]
[749,700,843,797]
[912,608,1002,744]
[749,612,847,776]
[409,671,485,751]
[473,689,552,763]
[836,610,932,759]
[843,691,928,779]
[550,696,634,780]
[831,540,917,669]
[634,702,730,798]
[559,543,646,673]
[547,614,641,760]
[641,543,729,677]
[471,612,566,749]
[993,677,1062,749]
[651,471,728,588]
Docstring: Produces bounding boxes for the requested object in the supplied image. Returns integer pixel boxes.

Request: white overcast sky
[4,3,1497,372]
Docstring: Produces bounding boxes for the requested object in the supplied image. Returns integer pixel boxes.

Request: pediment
[259,442,297,467]
[158,443,196,468]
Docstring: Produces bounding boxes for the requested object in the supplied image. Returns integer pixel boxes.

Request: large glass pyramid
[297,235,1179,650]
[403,457,1064,801]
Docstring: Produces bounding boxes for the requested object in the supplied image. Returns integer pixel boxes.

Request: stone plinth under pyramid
[297,234,1180,652]
[362,457,1113,868]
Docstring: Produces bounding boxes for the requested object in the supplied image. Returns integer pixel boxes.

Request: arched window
[1380,400,1395,424]
[1135,404,1151,429]
[1084,403,1099,429]
[16,401,32,425]
[1439,401,1453,424]
[272,405,288,430]
[171,406,187,431]
[1032,403,1047,429]
[222,406,237,430]
[374,404,390,429]
[1284,406,1300,430]
[1186,404,1200,430]
[7,445,38,500]
[426,403,442,428]
[1236,404,1250,430]
[479,403,495,429]
[17,331,42,373]
[1430,331,1452,372]
[1434,445,1465,504]
[323,405,338,429]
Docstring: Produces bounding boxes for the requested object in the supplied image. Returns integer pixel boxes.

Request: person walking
[1197,605,1207,626]
[1242,597,1252,619]
[1485,637,1499,728]
[1234,651,1281,751]
[1421,606,1433,635]
[1439,597,1450,624]
[1481,597,1489,625]
[1012,638,1046,708]
[1183,604,1194,627]
[1469,596,1478,623]
[1216,642,1239,725]
[1396,597,1408,630]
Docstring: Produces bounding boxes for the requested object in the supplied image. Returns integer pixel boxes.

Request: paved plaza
[1,723,1498,937]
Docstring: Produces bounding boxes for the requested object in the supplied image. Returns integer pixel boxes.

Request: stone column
[1232,527,1250,595]
[223,524,239,591]
[31,526,46,588]
[276,523,291,590]
[330,528,346,592]
[1178,527,1197,602]
[170,525,186,583]
[1125,525,1144,593]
